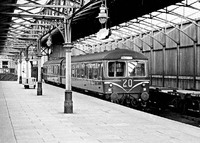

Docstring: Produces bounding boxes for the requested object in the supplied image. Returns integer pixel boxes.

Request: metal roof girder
[124,25,143,34]
[82,39,97,45]
[136,34,153,50]
[176,0,200,11]
[127,21,150,33]
[138,22,167,45]
[112,28,133,37]
[127,39,143,51]
[155,29,179,45]
[0,12,65,20]
[121,27,140,36]
[145,32,165,47]
[87,37,102,44]
[117,25,138,35]
[152,16,195,42]
[136,20,178,45]
[0,3,79,9]
[128,23,151,34]
[110,31,125,39]
[138,20,162,31]
[159,9,200,28]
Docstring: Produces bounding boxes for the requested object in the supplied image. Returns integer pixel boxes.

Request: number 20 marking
[123,79,133,88]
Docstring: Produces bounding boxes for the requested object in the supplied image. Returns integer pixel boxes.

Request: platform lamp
[97,0,109,27]
[46,34,52,47]
[96,0,110,40]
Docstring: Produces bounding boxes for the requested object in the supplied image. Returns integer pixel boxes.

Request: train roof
[43,58,65,65]
[71,48,148,63]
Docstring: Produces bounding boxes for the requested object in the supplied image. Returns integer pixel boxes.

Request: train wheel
[125,98,131,107]
[130,98,139,108]
[111,99,119,104]
[170,98,179,111]
[104,94,111,101]
[141,101,147,108]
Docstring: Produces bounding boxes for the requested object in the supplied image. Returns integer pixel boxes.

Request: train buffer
[22,77,36,89]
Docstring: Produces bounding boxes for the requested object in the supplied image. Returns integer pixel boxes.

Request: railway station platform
[0,81,200,143]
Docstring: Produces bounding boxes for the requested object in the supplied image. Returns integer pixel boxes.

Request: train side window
[93,63,98,79]
[76,64,80,78]
[72,65,75,77]
[88,64,93,79]
[98,63,102,79]
[80,64,85,78]
[50,66,52,74]
[57,65,59,75]
[62,65,65,76]
[85,64,88,79]
[108,62,115,77]
[54,66,57,74]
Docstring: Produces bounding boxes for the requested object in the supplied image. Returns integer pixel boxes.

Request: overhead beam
[0,12,65,20]
[0,35,37,40]
[0,3,79,8]
[1,22,51,26]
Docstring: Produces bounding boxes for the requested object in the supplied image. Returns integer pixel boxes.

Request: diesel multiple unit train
[43,48,150,108]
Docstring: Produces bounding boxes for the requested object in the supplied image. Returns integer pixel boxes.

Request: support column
[64,18,73,113]
[64,43,73,113]
[25,57,29,88]
[193,25,198,90]
[24,46,30,89]
[37,39,42,95]
[162,29,166,87]
[19,51,22,84]
[176,26,180,88]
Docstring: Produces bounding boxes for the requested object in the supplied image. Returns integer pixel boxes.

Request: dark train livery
[43,48,150,107]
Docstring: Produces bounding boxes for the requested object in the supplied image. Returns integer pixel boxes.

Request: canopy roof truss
[1,0,200,56]
[77,0,200,49]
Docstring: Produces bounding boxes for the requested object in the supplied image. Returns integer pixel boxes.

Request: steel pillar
[19,50,22,84]
[64,18,73,113]
[37,39,42,95]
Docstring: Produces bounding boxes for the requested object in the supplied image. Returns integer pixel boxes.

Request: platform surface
[0,81,200,143]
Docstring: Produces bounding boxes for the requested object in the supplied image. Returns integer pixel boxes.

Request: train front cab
[103,59,149,108]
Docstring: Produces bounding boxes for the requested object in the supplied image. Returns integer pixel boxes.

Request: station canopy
[1,0,200,54]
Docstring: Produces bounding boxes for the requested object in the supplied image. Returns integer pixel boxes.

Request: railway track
[58,84,200,127]
[150,109,200,127]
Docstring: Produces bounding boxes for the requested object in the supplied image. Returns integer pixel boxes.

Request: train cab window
[116,62,125,77]
[108,62,115,77]
[108,62,125,77]
[128,61,145,77]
